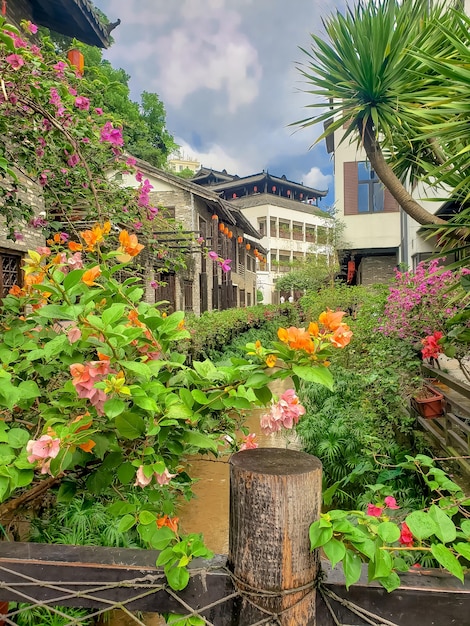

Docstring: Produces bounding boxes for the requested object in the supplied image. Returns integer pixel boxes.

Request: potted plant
[410,382,444,419]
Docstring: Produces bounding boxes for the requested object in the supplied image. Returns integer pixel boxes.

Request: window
[344,162,397,215]
[258,219,266,237]
[270,218,277,237]
[0,252,22,301]
[183,280,193,312]
[279,221,290,239]
[358,162,384,213]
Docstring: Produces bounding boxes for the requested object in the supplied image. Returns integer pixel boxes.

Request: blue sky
[94,0,344,208]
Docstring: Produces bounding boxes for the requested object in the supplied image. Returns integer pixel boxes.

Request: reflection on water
[179,378,300,554]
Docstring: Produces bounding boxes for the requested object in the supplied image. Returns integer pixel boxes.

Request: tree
[296,0,470,233]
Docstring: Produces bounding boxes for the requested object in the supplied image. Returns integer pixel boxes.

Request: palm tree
[295,0,470,230]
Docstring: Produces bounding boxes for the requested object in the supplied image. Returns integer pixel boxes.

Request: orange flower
[278,326,315,353]
[265,354,277,368]
[319,308,346,331]
[308,322,319,337]
[68,241,83,252]
[80,223,111,251]
[177,320,185,330]
[128,309,144,327]
[82,266,101,286]
[117,230,144,260]
[96,351,111,361]
[52,233,62,244]
[157,515,179,533]
[78,439,96,453]
[9,284,24,297]
[277,327,289,343]
[255,340,262,349]
[330,324,353,348]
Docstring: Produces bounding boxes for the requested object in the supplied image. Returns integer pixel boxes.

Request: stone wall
[357,255,397,286]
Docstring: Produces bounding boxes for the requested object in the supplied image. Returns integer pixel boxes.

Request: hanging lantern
[254,249,259,255]
[232,193,237,198]
[287,190,291,197]
[237,236,243,244]
[246,243,251,251]
[224,227,229,235]
[67,49,84,76]
[300,193,303,199]
[228,231,233,238]
[219,223,225,232]
[272,186,276,193]
[253,186,258,193]
[212,214,218,220]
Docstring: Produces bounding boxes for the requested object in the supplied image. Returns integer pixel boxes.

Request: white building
[192,170,334,303]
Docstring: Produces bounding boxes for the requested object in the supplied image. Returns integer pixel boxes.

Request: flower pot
[411,385,444,419]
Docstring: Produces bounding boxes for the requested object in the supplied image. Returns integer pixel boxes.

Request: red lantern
[287,190,291,197]
[224,227,229,235]
[219,223,225,232]
[272,186,276,193]
[246,243,251,251]
[253,186,258,193]
[67,49,84,76]
[232,193,237,198]
[237,236,243,244]
[228,231,233,238]
[212,214,218,220]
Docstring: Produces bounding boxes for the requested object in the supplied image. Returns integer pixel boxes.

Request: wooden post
[229,448,322,626]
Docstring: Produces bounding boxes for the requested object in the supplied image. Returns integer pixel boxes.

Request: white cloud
[301,166,332,191]
[176,139,256,176]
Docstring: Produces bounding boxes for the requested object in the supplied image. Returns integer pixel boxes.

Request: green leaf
[63,269,85,291]
[292,365,334,390]
[156,547,176,567]
[429,504,456,543]
[118,514,136,533]
[191,389,208,404]
[179,388,194,409]
[309,521,333,549]
[139,510,157,525]
[7,428,30,449]
[245,372,271,388]
[149,526,175,550]
[102,304,126,326]
[120,361,152,380]
[132,396,158,413]
[323,538,346,568]
[117,462,135,485]
[103,398,126,418]
[376,572,401,593]
[405,511,438,540]
[343,549,362,589]
[115,413,146,439]
[165,564,190,591]
[56,481,77,503]
[454,542,470,561]
[460,520,470,537]
[253,385,272,405]
[377,522,401,544]
[371,546,393,579]
[431,543,464,583]
[183,431,218,453]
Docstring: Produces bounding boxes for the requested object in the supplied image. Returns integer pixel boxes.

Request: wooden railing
[414,365,470,475]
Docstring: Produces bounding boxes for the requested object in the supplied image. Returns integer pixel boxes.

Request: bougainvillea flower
[399,522,414,547]
[68,241,83,252]
[366,504,384,517]
[265,354,277,368]
[134,466,152,488]
[74,96,90,111]
[240,433,258,451]
[81,266,101,286]
[421,331,444,360]
[220,258,232,272]
[157,515,179,533]
[80,222,111,251]
[330,324,353,348]
[78,439,96,453]
[319,308,346,331]
[277,326,315,354]
[67,327,82,344]
[6,54,25,70]
[117,230,144,258]
[26,435,61,463]
[384,496,400,510]
[208,251,218,260]
[155,468,177,486]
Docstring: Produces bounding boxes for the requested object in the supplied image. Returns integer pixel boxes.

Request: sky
[93,0,344,208]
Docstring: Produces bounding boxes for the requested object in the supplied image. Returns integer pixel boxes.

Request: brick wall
[358,255,397,285]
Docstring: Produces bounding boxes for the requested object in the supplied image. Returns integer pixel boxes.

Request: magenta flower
[68,87,77,96]
[208,251,219,260]
[150,280,158,289]
[53,61,67,78]
[6,54,25,70]
[100,121,124,146]
[14,232,24,241]
[366,504,384,517]
[94,107,103,115]
[126,156,137,167]
[25,21,38,34]
[67,153,80,167]
[74,96,90,111]
[220,258,232,272]
[384,496,400,510]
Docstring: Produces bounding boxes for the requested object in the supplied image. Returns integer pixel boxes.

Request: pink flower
[6,54,25,70]
[95,107,103,115]
[67,252,83,269]
[14,232,24,241]
[240,433,258,451]
[100,121,124,146]
[67,327,82,344]
[53,61,67,78]
[155,468,177,486]
[74,96,90,111]
[399,522,414,547]
[126,156,136,167]
[36,247,51,257]
[260,390,306,434]
[26,435,61,463]
[208,251,219,260]
[220,258,232,272]
[150,280,158,289]
[25,21,38,34]
[67,153,80,167]
[384,496,400,510]
[134,466,152,488]
[366,504,384,517]
[68,87,77,96]
[135,171,143,183]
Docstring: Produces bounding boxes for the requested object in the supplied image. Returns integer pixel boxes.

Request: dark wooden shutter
[343,162,358,215]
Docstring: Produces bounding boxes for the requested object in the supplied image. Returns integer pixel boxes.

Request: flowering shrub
[378,259,470,347]
[0,222,352,589]
[309,455,470,591]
